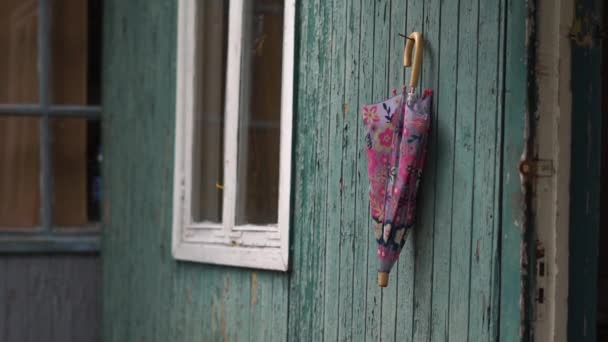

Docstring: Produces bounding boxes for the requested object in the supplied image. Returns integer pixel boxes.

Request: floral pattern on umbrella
[362,88,432,275]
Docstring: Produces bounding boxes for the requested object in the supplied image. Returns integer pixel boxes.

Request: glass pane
[51,118,101,227]
[192,0,229,223]
[235,0,284,225]
[0,116,41,228]
[51,0,103,105]
[0,0,39,103]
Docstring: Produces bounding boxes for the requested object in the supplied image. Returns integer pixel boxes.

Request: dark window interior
[87,0,103,222]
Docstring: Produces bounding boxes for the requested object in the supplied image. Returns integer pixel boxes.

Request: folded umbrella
[362,32,432,287]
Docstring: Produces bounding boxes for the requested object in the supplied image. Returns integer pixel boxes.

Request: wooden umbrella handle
[378,272,389,287]
[403,32,424,89]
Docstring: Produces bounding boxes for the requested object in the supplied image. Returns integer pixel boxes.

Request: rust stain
[251,272,258,306]
[185,287,191,304]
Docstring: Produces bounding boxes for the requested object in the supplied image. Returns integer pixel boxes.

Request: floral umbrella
[361,32,432,287]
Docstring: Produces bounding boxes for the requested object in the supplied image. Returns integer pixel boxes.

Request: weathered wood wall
[0,256,100,342]
[102,0,525,341]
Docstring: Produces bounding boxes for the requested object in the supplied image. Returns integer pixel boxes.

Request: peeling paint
[251,272,258,306]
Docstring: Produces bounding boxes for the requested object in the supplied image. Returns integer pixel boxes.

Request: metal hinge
[519,159,554,177]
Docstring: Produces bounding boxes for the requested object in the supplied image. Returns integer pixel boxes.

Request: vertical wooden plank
[289,0,332,339]
[100,3,120,339]
[287,0,314,338]
[468,0,502,340]
[381,0,407,341]
[411,0,440,339]
[223,270,251,342]
[425,1,459,341]
[448,0,478,340]
[311,0,332,340]
[150,3,178,335]
[323,0,347,339]
[365,1,389,340]
[352,0,374,340]
[249,272,271,341]
[394,0,416,339]
[337,0,361,340]
[271,274,289,341]
[103,2,139,340]
[499,0,528,339]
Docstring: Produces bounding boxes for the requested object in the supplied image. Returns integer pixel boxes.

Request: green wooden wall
[102,0,527,341]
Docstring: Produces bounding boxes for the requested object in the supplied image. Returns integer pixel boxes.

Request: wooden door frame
[499,0,534,340]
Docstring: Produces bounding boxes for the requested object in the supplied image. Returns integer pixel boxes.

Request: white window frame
[172,0,294,271]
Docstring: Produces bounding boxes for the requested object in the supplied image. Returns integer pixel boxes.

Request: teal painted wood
[367,1,390,341]
[429,0,461,340]
[336,0,362,340]
[468,0,503,340]
[411,0,439,339]
[311,1,332,341]
[352,0,375,340]
[324,0,348,340]
[101,0,528,341]
[394,1,416,339]
[499,0,529,340]
[568,0,603,341]
[447,0,479,340]
[287,0,313,339]
[380,0,406,339]
[102,2,288,342]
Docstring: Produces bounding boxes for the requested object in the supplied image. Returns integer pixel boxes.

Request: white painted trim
[172,0,294,271]
[278,0,296,267]
[172,0,196,258]
[222,0,243,238]
[174,243,287,271]
[532,0,572,340]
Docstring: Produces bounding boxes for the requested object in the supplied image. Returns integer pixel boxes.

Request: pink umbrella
[361,32,432,287]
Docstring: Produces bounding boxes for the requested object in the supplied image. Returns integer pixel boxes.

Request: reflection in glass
[51,118,101,227]
[51,0,103,105]
[0,116,41,228]
[0,0,39,103]
[192,0,230,223]
[236,0,284,225]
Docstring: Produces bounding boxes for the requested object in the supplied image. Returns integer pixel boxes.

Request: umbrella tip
[378,272,389,287]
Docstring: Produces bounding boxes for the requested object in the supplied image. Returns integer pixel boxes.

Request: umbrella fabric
[362,88,432,274]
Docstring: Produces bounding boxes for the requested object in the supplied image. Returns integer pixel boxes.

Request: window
[0,0,103,252]
[172,0,295,270]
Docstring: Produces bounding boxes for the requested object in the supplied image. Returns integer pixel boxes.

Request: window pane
[192,0,229,223]
[0,0,39,103]
[235,0,284,225]
[51,118,101,227]
[51,0,103,105]
[0,116,41,228]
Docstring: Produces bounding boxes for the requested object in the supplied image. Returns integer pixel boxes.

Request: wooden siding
[0,256,100,342]
[101,0,526,341]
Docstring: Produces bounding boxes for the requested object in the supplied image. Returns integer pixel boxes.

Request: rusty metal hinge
[519,159,554,177]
